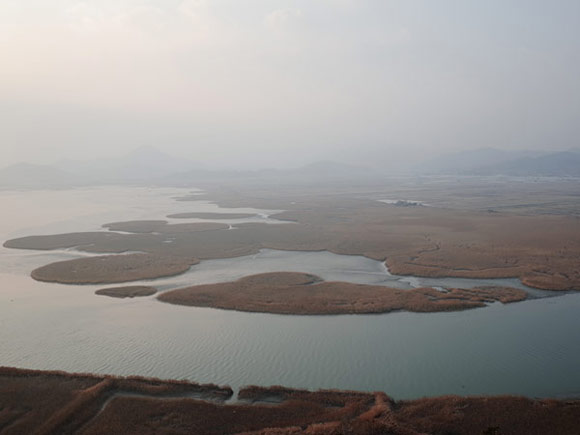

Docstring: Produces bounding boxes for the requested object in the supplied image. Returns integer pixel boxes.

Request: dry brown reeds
[2,367,578,435]
[157,272,527,315]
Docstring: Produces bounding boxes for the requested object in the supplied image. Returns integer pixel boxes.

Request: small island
[95,285,157,298]
[157,272,527,315]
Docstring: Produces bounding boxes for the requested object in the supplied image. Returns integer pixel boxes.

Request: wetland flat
[1,182,579,400]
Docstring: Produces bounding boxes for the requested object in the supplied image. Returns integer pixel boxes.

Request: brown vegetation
[5,183,580,291]
[157,272,526,315]
[0,366,231,435]
[103,220,229,233]
[1,367,579,435]
[392,395,580,435]
[31,253,197,284]
[3,232,131,251]
[95,285,157,298]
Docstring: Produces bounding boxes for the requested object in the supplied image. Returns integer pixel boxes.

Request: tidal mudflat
[7,184,580,292]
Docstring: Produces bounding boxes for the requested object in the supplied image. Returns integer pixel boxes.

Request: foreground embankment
[0,367,578,435]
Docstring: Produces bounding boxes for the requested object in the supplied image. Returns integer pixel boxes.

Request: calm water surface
[1,186,579,399]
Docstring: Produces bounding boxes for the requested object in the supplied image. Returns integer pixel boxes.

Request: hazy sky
[1,0,579,168]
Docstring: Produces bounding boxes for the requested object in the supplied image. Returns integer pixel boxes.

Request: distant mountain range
[163,160,375,184]
[474,151,580,176]
[417,148,580,177]
[0,163,80,188]
[0,146,203,188]
[53,145,201,183]
[0,147,373,189]
[1,146,578,189]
